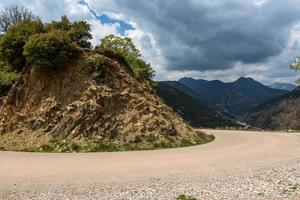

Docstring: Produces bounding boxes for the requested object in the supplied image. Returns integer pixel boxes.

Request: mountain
[177,77,208,90]
[268,82,297,91]
[244,87,300,130]
[156,81,238,128]
[0,52,213,152]
[179,77,288,116]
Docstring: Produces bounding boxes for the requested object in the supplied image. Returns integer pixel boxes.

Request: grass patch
[85,140,119,152]
[37,138,80,153]
[176,194,197,200]
[0,129,214,153]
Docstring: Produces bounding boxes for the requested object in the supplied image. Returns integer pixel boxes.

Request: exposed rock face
[244,88,300,130]
[0,52,211,151]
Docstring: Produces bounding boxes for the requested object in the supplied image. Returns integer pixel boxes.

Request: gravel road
[1,130,300,200]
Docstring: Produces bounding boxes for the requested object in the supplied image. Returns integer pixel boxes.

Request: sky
[1,0,300,84]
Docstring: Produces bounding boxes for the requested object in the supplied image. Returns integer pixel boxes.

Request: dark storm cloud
[97,0,300,71]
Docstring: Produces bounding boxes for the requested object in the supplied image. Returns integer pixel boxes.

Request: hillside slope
[268,82,297,91]
[244,88,300,130]
[179,77,288,116]
[0,52,212,152]
[156,81,238,128]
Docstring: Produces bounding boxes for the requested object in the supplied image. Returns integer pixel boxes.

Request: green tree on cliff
[96,34,154,80]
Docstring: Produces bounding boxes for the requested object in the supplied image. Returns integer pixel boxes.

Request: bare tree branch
[0,6,39,32]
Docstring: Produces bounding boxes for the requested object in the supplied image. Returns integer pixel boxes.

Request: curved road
[1,130,300,199]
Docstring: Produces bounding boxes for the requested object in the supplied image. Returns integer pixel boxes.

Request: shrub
[95,34,155,80]
[46,16,92,48]
[133,135,143,143]
[131,58,154,80]
[45,138,80,153]
[150,81,160,88]
[146,134,157,143]
[86,54,108,73]
[0,69,20,96]
[94,48,129,66]
[69,20,92,48]
[0,14,92,72]
[86,140,119,152]
[23,31,79,71]
[0,20,45,71]
[176,194,197,200]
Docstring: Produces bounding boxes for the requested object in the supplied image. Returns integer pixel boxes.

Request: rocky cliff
[0,52,212,152]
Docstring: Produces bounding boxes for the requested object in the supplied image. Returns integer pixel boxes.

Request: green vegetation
[10,130,214,153]
[0,60,20,97]
[23,31,79,71]
[176,194,197,200]
[95,34,154,80]
[0,20,45,71]
[86,54,108,73]
[33,132,214,153]
[0,69,19,96]
[38,138,80,153]
[151,81,160,88]
[0,7,154,94]
[46,15,92,49]
[0,15,91,73]
[0,10,96,94]
[85,141,119,152]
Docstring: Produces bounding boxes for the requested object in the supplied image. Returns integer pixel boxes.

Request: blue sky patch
[78,0,134,35]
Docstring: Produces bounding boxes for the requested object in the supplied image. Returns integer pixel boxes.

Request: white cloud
[125,29,166,79]
[253,0,268,6]
[0,0,120,46]
[89,19,118,46]
[80,0,300,83]
[0,0,300,84]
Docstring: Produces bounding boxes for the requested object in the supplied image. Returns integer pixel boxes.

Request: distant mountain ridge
[268,82,297,91]
[178,77,288,116]
[156,81,238,128]
[244,87,300,130]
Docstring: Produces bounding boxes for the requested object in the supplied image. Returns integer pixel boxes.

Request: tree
[0,69,19,96]
[47,16,92,48]
[95,34,155,80]
[23,31,79,71]
[0,14,93,72]
[130,58,154,80]
[46,15,71,32]
[0,20,45,71]
[290,57,300,71]
[69,21,92,48]
[97,34,140,63]
[0,11,93,96]
[290,57,300,85]
[0,6,39,32]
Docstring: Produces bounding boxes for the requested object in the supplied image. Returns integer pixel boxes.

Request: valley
[178,77,288,116]
[156,77,297,130]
